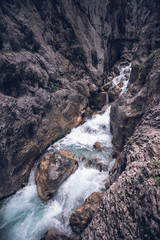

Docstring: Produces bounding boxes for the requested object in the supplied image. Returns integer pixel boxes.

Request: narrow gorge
[0,0,160,240]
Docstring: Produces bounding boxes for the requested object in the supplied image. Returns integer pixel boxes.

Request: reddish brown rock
[93,142,103,150]
[105,181,110,190]
[79,155,86,162]
[117,81,124,89]
[83,107,93,119]
[70,192,103,234]
[36,150,78,201]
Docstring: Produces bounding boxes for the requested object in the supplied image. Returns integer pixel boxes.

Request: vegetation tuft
[51,86,62,93]
[131,105,142,112]
[155,176,160,186]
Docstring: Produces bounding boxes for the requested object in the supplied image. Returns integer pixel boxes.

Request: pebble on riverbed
[93,141,103,150]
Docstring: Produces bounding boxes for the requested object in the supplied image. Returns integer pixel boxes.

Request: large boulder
[70,192,103,234]
[35,150,78,201]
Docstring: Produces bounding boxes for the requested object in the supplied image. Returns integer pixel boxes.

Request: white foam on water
[0,106,113,240]
[0,165,108,240]
[0,64,131,240]
[112,63,131,94]
[0,94,114,240]
[51,106,112,151]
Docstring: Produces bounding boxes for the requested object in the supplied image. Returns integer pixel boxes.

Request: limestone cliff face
[0,0,159,214]
[0,0,103,199]
[80,0,160,239]
[81,53,160,239]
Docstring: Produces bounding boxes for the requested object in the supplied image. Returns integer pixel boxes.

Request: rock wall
[0,0,159,212]
[0,0,103,199]
[80,0,160,239]
[81,51,160,240]
[0,0,136,199]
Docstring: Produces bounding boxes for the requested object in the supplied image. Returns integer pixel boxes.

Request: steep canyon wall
[0,6,160,235]
[81,0,160,239]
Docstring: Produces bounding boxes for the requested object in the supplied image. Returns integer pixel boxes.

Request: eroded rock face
[108,85,122,102]
[81,97,160,240]
[70,192,103,234]
[0,0,160,203]
[0,0,102,199]
[80,18,160,240]
[35,150,78,201]
[111,50,160,150]
[44,230,77,240]
[91,92,108,110]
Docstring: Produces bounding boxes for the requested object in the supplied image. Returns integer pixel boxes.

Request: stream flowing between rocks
[0,64,131,240]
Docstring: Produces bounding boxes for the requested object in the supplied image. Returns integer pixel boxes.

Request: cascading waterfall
[0,64,131,240]
[112,63,131,94]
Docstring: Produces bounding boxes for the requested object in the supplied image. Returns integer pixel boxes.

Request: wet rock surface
[111,50,160,150]
[93,142,103,151]
[85,157,108,172]
[35,150,78,201]
[80,6,160,238]
[91,92,108,110]
[70,192,103,234]
[0,1,160,239]
[0,0,102,199]
[108,85,122,102]
[81,96,160,240]
[44,229,78,240]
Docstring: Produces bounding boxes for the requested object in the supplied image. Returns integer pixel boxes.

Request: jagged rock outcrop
[0,0,159,239]
[35,150,78,201]
[81,96,160,240]
[0,0,130,199]
[0,0,103,199]
[80,0,160,238]
[70,192,103,234]
[111,49,160,150]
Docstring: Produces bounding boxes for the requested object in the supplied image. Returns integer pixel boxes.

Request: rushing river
[0,64,131,240]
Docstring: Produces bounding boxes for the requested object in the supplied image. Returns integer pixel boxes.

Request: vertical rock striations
[81,95,160,240]
[0,0,160,215]
[80,1,160,239]
[0,0,103,199]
